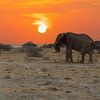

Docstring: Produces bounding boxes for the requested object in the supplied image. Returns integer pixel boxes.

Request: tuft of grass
[24,46,43,57]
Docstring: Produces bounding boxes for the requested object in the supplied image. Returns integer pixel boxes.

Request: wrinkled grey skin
[54,32,94,63]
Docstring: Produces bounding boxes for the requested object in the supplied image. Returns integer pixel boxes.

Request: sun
[38,22,47,33]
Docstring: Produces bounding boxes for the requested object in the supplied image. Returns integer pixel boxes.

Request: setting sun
[38,23,47,33]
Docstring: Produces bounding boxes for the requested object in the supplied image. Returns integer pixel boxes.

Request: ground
[0,47,100,100]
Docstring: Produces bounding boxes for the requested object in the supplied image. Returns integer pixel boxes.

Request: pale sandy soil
[0,47,100,100]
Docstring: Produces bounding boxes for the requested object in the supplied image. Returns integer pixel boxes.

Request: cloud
[31,13,51,28]
[25,0,67,5]
[0,0,100,16]
[91,2,100,6]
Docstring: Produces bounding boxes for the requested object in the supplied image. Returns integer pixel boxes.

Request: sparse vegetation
[0,43,13,51]
[24,46,43,57]
[0,45,100,100]
[22,41,37,48]
[42,43,54,48]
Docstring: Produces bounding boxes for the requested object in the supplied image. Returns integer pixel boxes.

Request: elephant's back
[79,34,94,51]
[66,32,94,41]
[79,34,94,43]
[66,32,94,51]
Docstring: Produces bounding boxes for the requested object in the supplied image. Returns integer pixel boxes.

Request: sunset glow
[0,0,100,44]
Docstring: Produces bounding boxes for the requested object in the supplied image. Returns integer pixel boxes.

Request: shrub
[24,46,43,57]
[22,42,36,48]
[0,43,13,51]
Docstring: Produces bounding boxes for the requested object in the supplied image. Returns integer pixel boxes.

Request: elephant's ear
[54,33,64,45]
[59,33,64,40]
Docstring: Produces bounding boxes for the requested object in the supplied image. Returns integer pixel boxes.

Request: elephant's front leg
[66,48,73,63]
[66,52,70,63]
[69,49,73,63]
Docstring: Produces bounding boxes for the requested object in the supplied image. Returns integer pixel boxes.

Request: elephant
[54,32,95,63]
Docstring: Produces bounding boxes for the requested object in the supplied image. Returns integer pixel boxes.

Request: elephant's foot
[66,58,70,63]
[89,60,93,64]
[70,61,74,63]
[79,60,84,63]
[66,60,70,63]
[66,60,74,63]
[66,59,74,63]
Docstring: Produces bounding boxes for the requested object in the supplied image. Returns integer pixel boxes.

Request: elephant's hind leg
[88,51,93,63]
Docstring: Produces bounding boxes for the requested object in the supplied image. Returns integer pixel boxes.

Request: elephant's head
[54,33,64,52]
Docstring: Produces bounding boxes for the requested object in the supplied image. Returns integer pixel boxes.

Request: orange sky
[0,0,100,44]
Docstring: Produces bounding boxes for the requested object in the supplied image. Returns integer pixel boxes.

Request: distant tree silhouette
[22,42,37,48]
[94,41,100,52]
[0,43,13,51]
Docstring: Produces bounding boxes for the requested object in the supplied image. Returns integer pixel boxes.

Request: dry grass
[0,47,100,100]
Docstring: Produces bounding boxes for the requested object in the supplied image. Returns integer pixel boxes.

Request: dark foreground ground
[0,48,100,100]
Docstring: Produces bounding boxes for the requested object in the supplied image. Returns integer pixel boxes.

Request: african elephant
[54,32,94,63]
